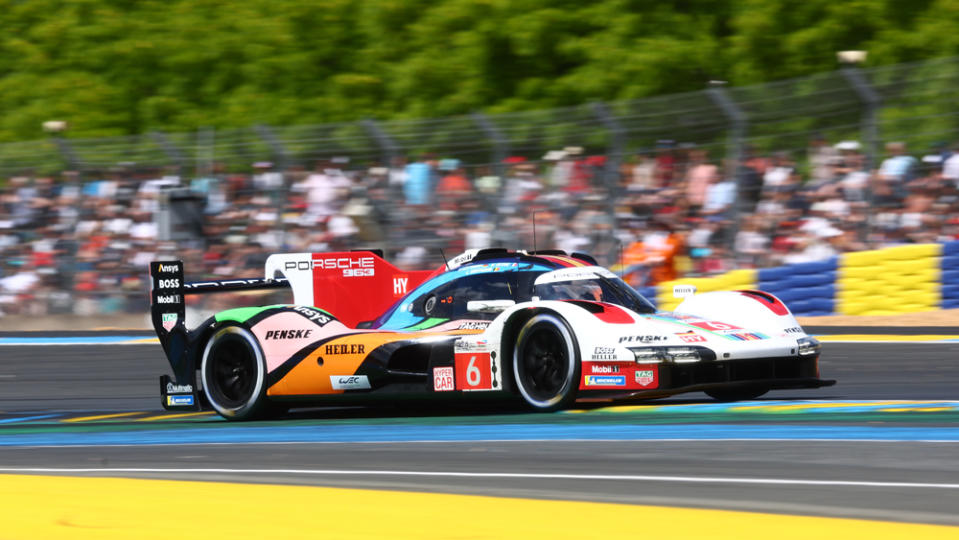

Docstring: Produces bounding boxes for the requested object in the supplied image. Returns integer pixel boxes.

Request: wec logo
[330,375,371,390]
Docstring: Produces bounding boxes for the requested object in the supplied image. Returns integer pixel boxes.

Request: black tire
[200,325,268,420]
[512,313,580,411]
[705,387,768,402]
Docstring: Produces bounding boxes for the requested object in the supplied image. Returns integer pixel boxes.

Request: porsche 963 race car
[150,249,834,420]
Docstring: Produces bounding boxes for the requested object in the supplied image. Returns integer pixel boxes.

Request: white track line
[1,467,958,490]
[8,438,959,449]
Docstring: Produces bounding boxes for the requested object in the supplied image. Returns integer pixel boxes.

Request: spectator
[875,141,917,205]
[684,149,718,216]
[622,219,682,286]
[943,141,959,187]
[403,155,435,205]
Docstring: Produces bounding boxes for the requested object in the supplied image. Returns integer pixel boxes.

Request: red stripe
[540,255,584,268]
[738,290,790,316]
[592,302,635,324]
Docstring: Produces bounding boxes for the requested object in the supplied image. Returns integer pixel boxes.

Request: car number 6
[467,356,481,386]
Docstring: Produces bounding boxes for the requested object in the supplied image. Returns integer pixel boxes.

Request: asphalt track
[1,333,959,532]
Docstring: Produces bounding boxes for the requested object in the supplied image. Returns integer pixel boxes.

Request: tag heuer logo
[161,313,178,331]
[635,370,655,387]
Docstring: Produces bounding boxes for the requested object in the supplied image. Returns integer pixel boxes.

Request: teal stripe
[406,317,449,330]
[646,315,767,341]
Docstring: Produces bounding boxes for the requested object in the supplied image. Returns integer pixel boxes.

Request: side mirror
[467,299,515,313]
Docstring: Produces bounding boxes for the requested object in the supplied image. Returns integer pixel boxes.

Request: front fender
[674,290,806,337]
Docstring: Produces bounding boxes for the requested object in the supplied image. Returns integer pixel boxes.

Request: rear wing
[149,251,433,411]
[149,261,292,410]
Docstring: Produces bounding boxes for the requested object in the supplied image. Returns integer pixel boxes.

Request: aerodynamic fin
[264,251,433,328]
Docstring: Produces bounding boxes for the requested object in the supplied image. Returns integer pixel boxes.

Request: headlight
[630,347,669,363]
[797,336,821,356]
[666,347,701,363]
[629,346,707,364]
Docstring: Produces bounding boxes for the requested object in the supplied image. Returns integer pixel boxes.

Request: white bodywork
[453,273,809,391]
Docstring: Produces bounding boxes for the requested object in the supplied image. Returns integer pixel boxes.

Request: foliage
[1,0,958,141]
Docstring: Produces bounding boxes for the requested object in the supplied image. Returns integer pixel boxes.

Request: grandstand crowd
[2,136,959,317]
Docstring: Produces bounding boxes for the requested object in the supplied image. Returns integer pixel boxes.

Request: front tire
[201,325,268,420]
[512,313,580,411]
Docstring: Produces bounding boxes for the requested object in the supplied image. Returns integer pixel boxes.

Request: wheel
[200,325,268,420]
[512,313,580,411]
[705,387,768,402]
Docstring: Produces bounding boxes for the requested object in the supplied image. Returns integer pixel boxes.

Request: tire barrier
[642,242,959,317]
[759,258,837,317]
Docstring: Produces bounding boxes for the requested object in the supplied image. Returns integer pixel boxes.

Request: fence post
[150,131,185,175]
[706,85,748,252]
[840,66,881,243]
[839,66,881,174]
[590,102,626,264]
[361,119,403,249]
[254,124,290,171]
[361,119,399,167]
[196,127,216,178]
[254,124,291,244]
[471,113,511,241]
[52,136,81,173]
[470,112,509,181]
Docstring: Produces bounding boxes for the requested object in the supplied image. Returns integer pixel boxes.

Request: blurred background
[3,0,959,325]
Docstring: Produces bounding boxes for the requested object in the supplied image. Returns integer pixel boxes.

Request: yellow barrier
[837,244,941,315]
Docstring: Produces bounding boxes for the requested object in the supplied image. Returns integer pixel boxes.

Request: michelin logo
[166,395,194,406]
[585,375,626,387]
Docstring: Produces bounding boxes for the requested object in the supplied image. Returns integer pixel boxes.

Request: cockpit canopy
[373,261,654,330]
[533,267,655,313]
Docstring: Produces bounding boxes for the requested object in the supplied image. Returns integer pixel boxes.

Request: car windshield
[532,267,656,314]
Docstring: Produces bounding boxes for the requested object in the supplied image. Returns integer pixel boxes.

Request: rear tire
[201,325,268,420]
[705,387,768,402]
[512,313,580,411]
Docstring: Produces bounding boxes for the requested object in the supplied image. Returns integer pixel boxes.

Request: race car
[150,248,834,420]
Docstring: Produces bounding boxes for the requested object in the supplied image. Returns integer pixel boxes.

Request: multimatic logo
[166,382,193,394]
[292,306,331,325]
[265,329,313,340]
[325,343,366,355]
[155,294,181,304]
